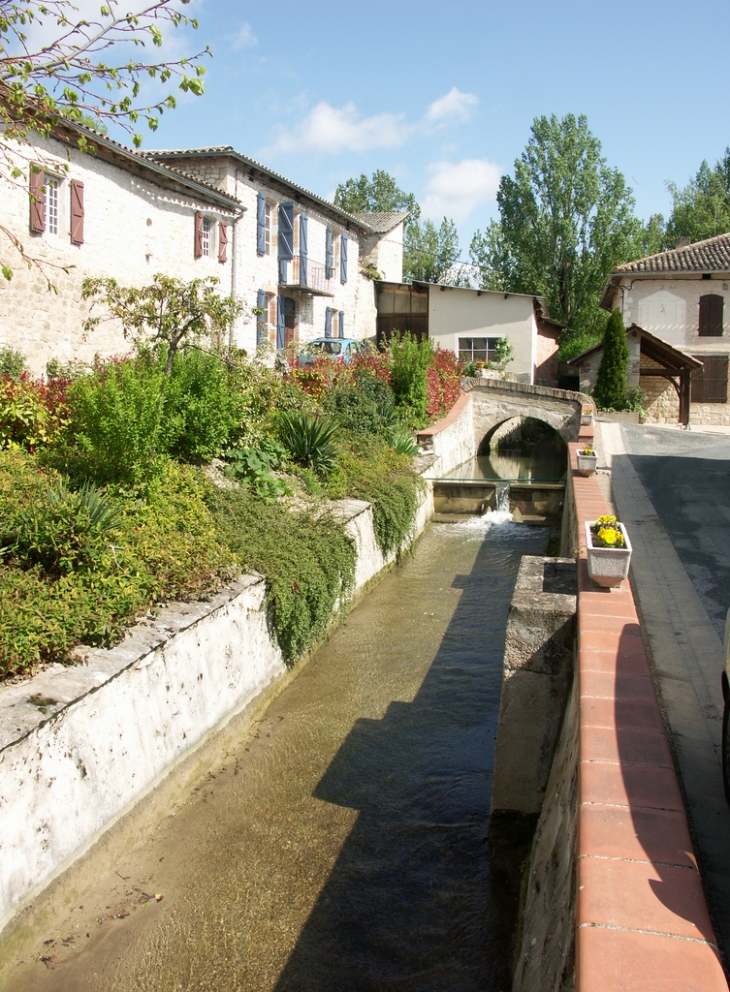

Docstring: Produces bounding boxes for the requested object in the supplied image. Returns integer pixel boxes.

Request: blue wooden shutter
[299,214,308,287]
[325,307,332,338]
[257,289,266,345]
[340,233,348,284]
[257,194,266,255]
[277,295,286,350]
[278,202,294,283]
[325,226,333,278]
[338,311,345,339]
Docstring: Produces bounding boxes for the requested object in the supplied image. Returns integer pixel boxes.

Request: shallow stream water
[4,516,548,992]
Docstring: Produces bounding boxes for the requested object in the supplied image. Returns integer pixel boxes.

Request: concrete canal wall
[0,489,434,933]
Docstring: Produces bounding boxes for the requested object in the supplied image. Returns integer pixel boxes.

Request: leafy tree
[334,169,460,284]
[593,309,628,410]
[469,114,642,335]
[666,150,730,244]
[334,170,418,217]
[81,274,243,373]
[1,1,210,279]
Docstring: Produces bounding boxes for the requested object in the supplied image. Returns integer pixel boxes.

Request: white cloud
[265,101,409,155]
[425,88,479,125]
[421,159,502,223]
[232,23,258,49]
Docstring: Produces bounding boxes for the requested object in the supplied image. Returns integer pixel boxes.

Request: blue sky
[130,0,730,259]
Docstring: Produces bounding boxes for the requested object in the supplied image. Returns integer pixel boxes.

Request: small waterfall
[491,483,513,524]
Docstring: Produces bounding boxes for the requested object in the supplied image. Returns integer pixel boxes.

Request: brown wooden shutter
[218,220,228,263]
[29,166,45,233]
[691,355,729,402]
[194,211,203,258]
[698,294,724,336]
[70,180,84,244]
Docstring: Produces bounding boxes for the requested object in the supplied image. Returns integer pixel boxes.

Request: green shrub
[66,353,168,484]
[593,309,629,411]
[223,442,289,503]
[207,486,356,664]
[278,412,339,475]
[388,331,433,429]
[322,384,383,436]
[163,348,244,462]
[9,479,122,575]
[335,439,425,555]
[0,348,28,382]
[0,375,68,451]
[0,455,234,677]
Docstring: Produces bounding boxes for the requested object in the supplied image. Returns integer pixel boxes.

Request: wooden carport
[629,325,704,426]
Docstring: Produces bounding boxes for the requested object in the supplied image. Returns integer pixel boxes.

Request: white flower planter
[581,413,594,426]
[577,452,598,476]
[585,520,632,588]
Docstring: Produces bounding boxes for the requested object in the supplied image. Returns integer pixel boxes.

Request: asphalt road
[622,424,730,638]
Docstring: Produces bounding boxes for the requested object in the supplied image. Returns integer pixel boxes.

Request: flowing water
[4,516,548,992]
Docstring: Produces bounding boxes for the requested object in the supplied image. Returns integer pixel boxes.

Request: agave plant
[278,412,339,475]
[384,427,419,458]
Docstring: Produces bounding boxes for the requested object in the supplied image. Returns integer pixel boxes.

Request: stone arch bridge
[461,377,589,451]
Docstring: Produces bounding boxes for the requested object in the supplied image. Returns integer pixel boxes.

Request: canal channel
[3,433,564,992]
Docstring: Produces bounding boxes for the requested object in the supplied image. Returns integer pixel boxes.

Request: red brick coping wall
[572,415,728,990]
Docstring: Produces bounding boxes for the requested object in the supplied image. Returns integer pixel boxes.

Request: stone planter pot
[577,452,598,476]
[584,520,632,588]
[581,412,594,426]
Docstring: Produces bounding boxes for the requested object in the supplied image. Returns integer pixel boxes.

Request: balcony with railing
[279,256,335,296]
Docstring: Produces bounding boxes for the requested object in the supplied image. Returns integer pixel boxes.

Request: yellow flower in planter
[597,526,624,547]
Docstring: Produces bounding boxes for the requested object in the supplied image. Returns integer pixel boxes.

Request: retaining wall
[0,490,433,932]
[515,413,728,990]
[416,392,474,477]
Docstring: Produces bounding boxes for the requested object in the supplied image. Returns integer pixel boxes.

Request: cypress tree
[593,309,629,410]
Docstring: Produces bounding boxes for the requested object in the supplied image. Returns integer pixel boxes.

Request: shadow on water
[273,519,547,992]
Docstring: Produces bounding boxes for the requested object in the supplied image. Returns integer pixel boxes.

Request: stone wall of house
[155,155,379,353]
[360,221,404,284]
[0,135,239,375]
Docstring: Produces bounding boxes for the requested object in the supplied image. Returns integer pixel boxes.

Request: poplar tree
[593,309,629,410]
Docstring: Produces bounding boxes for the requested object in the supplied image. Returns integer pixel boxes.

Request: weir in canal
[3,514,552,992]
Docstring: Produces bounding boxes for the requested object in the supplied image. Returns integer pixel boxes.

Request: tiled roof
[141,146,375,233]
[52,125,243,210]
[350,211,409,233]
[612,232,730,274]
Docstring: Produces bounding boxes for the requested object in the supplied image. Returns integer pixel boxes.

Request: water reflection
[441,434,567,482]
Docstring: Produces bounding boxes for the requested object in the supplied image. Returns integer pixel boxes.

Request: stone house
[0,122,242,374]
[0,128,404,374]
[143,147,405,355]
[375,281,562,385]
[600,233,730,424]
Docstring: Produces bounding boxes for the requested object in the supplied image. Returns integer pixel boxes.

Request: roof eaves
[142,146,374,232]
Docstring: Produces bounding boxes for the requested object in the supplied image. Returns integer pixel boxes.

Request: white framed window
[201,216,212,257]
[265,202,275,255]
[458,337,500,364]
[45,176,60,235]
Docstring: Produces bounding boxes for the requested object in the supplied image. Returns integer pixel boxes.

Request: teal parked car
[297,338,371,365]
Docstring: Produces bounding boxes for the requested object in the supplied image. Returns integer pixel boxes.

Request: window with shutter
[201,216,212,257]
[29,165,45,233]
[70,180,84,245]
[698,294,724,336]
[325,306,332,338]
[278,203,294,259]
[340,233,348,284]
[338,311,345,339]
[218,221,228,263]
[44,177,60,235]
[276,295,286,350]
[194,211,203,258]
[325,226,333,279]
[299,214,308,287]
[691,355,729,402]
[256,289,266,344]
[257,194,266,256]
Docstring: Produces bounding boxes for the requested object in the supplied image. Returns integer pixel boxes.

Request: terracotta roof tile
[613,232,730,274]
